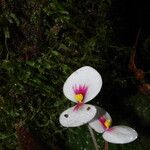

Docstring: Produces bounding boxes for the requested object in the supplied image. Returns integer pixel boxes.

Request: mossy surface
[0,0,150,149]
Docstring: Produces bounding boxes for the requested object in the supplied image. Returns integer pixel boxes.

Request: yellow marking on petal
[104,120,111,129]
[75,94,83,103]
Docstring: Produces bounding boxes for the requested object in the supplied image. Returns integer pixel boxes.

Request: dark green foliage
[0,0,150,150]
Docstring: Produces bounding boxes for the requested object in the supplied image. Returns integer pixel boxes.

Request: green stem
[88,125,99,150]
[104,141,108,150]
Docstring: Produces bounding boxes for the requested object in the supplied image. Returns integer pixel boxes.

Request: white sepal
[63,66,102,103]
[102,125,138,144]
[59,104,97,127]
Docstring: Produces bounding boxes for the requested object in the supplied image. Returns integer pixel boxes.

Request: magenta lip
[99,116,111,131]
[73,102,84,111]
[72,84,88,111]
[99,116,107,130]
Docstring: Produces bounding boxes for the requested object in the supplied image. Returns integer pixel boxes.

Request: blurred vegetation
[0,0,150,149]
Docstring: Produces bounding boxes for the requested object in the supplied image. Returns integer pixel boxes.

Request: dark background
[0,0,150,149]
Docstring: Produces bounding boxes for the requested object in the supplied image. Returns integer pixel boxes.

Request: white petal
[102,125,138,144]
[59,104,97,127]
[63,66,102,103]
[88,106,112,133]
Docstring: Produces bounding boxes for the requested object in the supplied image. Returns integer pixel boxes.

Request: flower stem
[87,125,99,150]
[104,141,109,150]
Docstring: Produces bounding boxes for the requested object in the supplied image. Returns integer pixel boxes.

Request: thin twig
[88,125,99,150]
[129,27,142,71]
[133,27,142,50]
[104,141,108,150]
[5,37,9,60]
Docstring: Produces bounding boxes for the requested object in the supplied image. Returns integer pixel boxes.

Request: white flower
[59,66,102,127]
[89,107,138,144]
[59,66,138,144]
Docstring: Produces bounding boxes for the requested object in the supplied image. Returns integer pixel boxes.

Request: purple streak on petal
[99,116,107,130]
[72,84,78,94]
[72,84,88,96]
[73,102,84,111]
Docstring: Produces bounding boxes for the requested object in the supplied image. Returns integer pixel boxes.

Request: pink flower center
[99,116,111,131]
[72,84,88,110]
[73,85,88,96]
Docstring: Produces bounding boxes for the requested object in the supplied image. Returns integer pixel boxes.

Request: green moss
[0,0,150,149]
